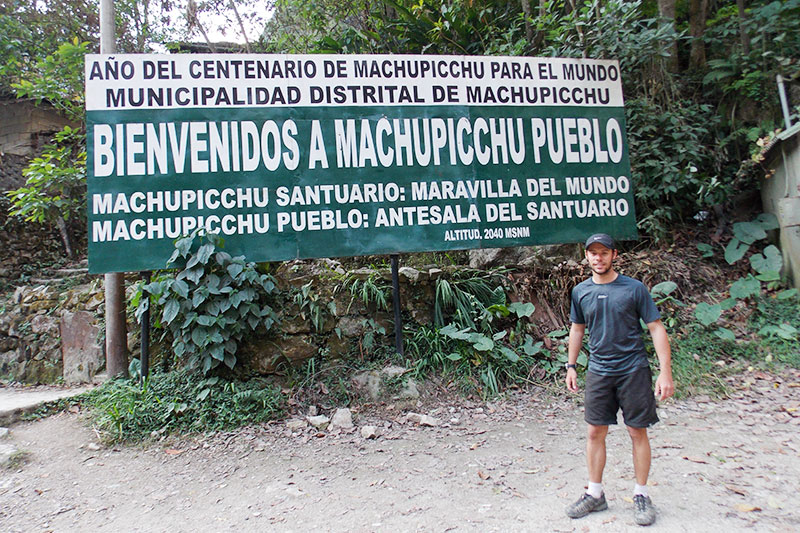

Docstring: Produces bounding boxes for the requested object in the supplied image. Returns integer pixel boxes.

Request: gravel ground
[1,370,799,532]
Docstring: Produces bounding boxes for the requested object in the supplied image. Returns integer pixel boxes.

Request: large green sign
[86,54,636,273]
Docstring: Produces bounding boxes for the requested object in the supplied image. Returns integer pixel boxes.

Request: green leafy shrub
[626,99,722,240]
[84,371,285,443]
[750,296,800,366]
[6,126,86,258]
[135,231,279,374]
[406,292,545,397]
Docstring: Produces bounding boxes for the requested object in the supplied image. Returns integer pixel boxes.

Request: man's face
[585,243,617,275]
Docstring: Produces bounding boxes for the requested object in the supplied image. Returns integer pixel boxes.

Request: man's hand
[565,368,579,393]
[654,372,674,401]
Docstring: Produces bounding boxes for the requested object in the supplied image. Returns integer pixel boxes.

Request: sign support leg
[390,254,404,356]
[140,271,151,385]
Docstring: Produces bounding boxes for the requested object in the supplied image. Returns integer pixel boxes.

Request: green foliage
[704,0,800,104]
[135,231,278,374]
[338,273,390,312]
[6,125,86,257]
[542,0,679,100]
[434,270,502,329]
[12,38,89,122]
[696,243,715,258]
[650,281,684,327]
[670,327,744,398]
[7,126,86,225]
[626,99,723,240]
[750,296,800,366]
[0,1,97,93]
[84,371,285,443]
[294,281,336,332]
[406,300,544,398]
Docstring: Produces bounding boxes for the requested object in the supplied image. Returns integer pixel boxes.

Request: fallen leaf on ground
[734,504,761,512]
[477,471,490,480]
[726,485,748,496]
[682,456,708,464]
[164,449,184,456]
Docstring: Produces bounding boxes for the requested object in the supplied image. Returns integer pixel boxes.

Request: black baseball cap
[585,233,616,250]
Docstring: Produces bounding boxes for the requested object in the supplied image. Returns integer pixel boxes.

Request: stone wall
[235,261,442,374]
[0,278,105,384]
[0,261,450,384]
[0,99,76,157]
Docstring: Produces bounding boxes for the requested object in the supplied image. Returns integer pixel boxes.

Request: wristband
[565,363,577,370]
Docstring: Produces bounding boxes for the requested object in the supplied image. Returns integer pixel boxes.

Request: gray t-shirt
[570,274,661,376]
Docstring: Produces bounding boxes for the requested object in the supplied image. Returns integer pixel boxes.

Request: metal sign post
[390,254,404,356]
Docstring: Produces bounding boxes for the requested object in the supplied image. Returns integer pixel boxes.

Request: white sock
[587,482,604,499]
[634,483,648,497]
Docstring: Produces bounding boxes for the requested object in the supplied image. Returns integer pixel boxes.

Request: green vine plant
[404,268,544,397]
[692,213,798,341]
[293,281,336,332]
[133,231,279,374]
[335,272,391,313]
[6,126,86,259]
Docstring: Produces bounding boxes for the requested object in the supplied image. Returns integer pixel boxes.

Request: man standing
[565,233,674,526]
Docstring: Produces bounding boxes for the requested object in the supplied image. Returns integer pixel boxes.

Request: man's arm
[647,319,674,400]
[565,322,585,393]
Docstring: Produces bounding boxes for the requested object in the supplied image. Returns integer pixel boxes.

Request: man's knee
[587,424,609,441]
[626,425,648,442]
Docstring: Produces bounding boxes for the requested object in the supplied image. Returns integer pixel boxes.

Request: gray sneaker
[633,494,656,526]
[565,492,608,518]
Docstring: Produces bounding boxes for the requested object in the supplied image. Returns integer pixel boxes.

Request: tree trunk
[521,0,534,45]
[55,216,74,260]
[657,0,679,72]
[737,0,751,56]
[229,0,251,53]
[532,0,547,48]
[689,0,709,69]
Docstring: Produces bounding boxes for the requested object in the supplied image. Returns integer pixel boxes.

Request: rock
[406,412,440,427]
[395,379,421,400]
[86,442,101,451]
[360,425,380,439]
[285,419,307,431]
[29,314,59,335]
[0,427,9,439]
[245,334,318,374]
[60,310,104,384]
[427,268,443,279]
[468,243,581,269]
[381,365,407,379]
[0,443,17,466]
[337,316,365,337]
[398,267,420,282]
[306,415,330,430]
[83,291,105,311]
[352,370,382,401]
[330,408,354,429]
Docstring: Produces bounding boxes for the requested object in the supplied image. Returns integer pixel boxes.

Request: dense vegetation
[2,1,799,441]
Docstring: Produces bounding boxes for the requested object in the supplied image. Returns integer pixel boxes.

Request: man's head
[584,233,618,276]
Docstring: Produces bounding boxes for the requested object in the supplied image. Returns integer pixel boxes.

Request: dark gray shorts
[584,366,659,428]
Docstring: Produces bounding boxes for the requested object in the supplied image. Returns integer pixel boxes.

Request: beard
[591,264,611,275]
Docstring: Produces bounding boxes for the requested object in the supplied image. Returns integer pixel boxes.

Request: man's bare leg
[588,424,609,483]
[566,423,610,519]
[628,425,657,525]
[627,426,650,485]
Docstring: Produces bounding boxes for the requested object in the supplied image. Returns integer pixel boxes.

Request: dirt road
[2,370,799,532]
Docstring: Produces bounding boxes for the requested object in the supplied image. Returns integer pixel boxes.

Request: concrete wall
[0,99,75,156]
[761,124,800,287]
